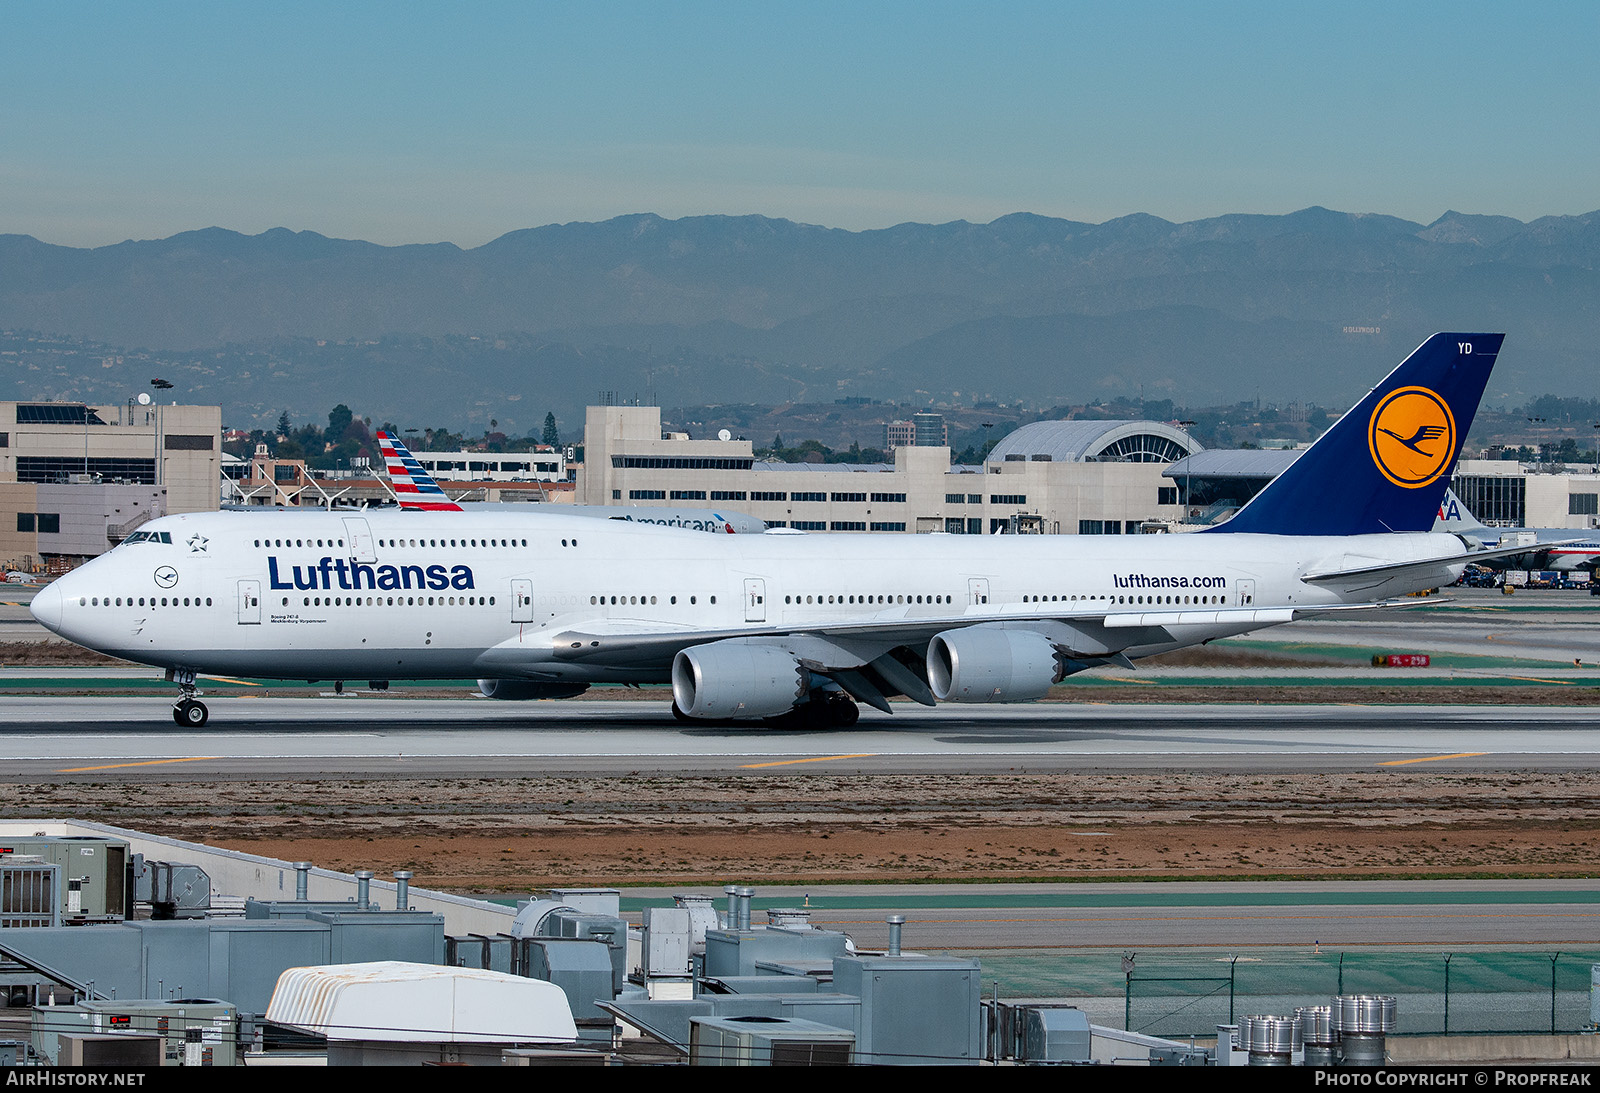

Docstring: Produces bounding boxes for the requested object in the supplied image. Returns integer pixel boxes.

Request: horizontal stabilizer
[1301,540,1586,584]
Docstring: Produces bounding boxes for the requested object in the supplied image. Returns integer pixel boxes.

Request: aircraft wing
[499,595,1428,712]
[519,597,1419,690]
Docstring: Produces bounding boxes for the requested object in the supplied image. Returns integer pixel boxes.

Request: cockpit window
[122,531,173,545]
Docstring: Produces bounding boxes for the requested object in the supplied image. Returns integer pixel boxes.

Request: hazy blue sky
[4,1,1596,247]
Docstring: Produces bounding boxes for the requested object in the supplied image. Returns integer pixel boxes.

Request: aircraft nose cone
[29,582,63,633]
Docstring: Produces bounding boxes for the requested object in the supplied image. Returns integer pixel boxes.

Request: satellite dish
[137,393,152,405]
[717,429,732,442]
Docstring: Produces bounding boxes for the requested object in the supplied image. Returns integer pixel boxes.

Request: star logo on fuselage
[187,534,209,553]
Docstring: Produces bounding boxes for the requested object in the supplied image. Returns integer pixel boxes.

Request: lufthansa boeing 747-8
[31,333,1519,727]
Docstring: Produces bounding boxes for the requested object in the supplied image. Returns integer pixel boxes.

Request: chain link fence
[1123,950,1600,1039]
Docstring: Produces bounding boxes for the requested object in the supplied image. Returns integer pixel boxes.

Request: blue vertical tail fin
[1203,333,1503,536]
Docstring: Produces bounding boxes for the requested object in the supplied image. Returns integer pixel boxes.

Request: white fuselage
[31,509,1466,686]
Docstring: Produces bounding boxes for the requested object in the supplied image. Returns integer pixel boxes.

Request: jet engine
[926,627,1062,702]
[671,640,808,719]
[477,679,591,701]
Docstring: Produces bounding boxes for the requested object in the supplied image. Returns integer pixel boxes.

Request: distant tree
[542,412,560,447]
[327,404,354,441]
[276,410,292,437]
[794,439,831,463]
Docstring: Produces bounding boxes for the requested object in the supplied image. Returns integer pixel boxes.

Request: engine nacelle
[671,641,807,720]
[926,627,1061,703]
[477,679,590,701]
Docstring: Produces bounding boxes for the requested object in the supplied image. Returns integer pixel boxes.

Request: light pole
[150,378,173,486]
[1178,420,1197,518]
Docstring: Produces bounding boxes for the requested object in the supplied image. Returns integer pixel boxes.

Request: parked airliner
[1435,488,1600,572]
[377,430,766,533]
[31,333,1520,728]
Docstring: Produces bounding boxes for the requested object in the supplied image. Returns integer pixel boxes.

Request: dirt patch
[15,770,1600,892]
[1138,645,1350,668]
[0,641,133,668]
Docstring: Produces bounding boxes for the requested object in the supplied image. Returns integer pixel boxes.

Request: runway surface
[2,695,1599,777]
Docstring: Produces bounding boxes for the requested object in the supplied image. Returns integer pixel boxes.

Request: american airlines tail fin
[1433,488,1488,533]
[1204,333,1503,536]
[375,431,464,511]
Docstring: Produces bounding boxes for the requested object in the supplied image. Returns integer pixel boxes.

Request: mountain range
[1,207,1596,431]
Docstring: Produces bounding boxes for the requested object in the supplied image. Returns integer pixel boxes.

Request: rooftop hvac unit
[32,998,238,1067]
[689,1015,854,1066]
[511,900,627,994]
[985,1001,1092,1064]
[56,1035,162,1067]
[131,857,212,919]
[643,906,692,979]
[1019,1005,1091,1064]
[0,837,127,921]
[1,858,61,928]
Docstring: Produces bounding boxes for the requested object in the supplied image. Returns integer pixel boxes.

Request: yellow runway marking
[1501,675,1575,685]
[199,675,259,686]
[57,757,218,773]
[1378,752,1488,767]
[740,754,877,769]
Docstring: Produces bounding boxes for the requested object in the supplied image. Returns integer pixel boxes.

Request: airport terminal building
[580,405,1197,534]
[1165,449,1600,530]
[0,400,221,572]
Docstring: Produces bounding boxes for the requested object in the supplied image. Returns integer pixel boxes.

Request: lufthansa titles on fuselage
[267,556,475,592]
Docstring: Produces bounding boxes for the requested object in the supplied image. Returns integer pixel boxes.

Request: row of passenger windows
[785,594,953,605]
[590,595,717,606]
[376,537,526,548]
[254,537,529,549]
[290,596,496,607]
[79,589,1231,612]
[83,596,212,607]
[1026,594,1229,605]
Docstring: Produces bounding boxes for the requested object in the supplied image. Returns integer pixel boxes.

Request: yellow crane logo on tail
[1367,385,1456,488]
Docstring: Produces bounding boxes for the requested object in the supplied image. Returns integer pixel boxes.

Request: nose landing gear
[165,667,209,727]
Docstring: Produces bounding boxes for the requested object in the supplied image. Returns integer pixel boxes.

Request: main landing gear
[774,691,859,729]
[165,667,209,727]
[670,691,861,729]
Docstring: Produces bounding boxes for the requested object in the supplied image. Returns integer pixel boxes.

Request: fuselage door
[511,578,534,623]
[744,578,766,623]
[342,517,377,563]
[968,578,990,606]
[1237,579,1255,607]
[238,579,261,625]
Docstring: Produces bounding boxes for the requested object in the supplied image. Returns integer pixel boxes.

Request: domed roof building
[988,420,1200,465]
